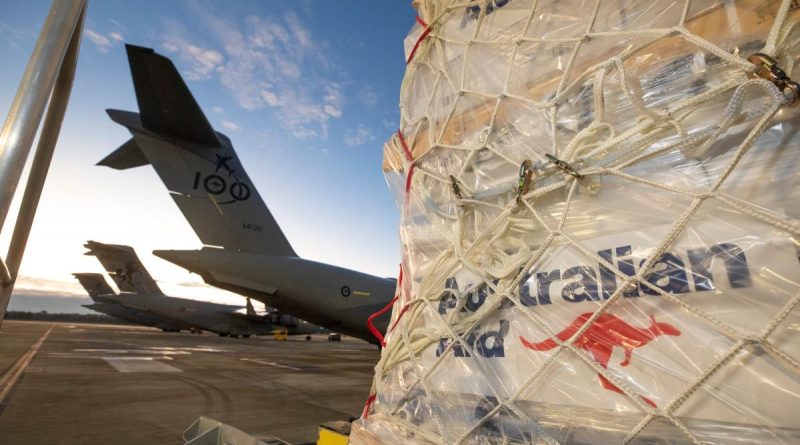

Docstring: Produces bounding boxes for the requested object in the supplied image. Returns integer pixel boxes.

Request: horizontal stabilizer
[151,249,279,295]
[209,270,278,295]
[97,137,149,170]
[125,44,220,146]
[104,295,151,312]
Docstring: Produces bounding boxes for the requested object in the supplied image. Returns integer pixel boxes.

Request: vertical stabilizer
[246,298,257,317]
[73,273,116,300]
[98,44,295,256]
[84,240,164,295]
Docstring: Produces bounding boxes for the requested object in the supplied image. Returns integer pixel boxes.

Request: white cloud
[109,19,126,31]
[212,106,224,113]
[15,275,84,296]
[109,31,124,42]
[162,8,344,140]
[0,19,31,48]
[321,83,343,119]
[324,105,342,118]
[84,29,111,52]
[344,124,376,147]
[160,22,225,80]
[221,120,240,131]
[176,281,208,288]
[261,91,281,107]
[188,44,223,70]
[285,13,313,49]
[359,88,380,107]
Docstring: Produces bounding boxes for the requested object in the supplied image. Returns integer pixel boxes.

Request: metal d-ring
[516,160,534,205]
[545,154,583,179]
[748,52,800,107]
[449,175,463,199]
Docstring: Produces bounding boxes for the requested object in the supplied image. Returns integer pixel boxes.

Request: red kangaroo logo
[520,312,680,408]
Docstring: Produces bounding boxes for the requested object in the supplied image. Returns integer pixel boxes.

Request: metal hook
[748,53,800,107]
[545,154,583,179]
[449,175,463,199]
[516,160,533,205]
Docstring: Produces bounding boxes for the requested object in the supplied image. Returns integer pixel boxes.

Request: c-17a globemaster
[79,240,320,337]
[100,45,397,343]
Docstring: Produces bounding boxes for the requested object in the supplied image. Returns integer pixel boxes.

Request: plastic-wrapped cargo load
[353,1,800,444]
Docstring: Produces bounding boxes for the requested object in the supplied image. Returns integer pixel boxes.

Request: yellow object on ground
[317,421,351,445]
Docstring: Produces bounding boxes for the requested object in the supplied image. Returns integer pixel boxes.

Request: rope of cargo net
[364,1,800,444]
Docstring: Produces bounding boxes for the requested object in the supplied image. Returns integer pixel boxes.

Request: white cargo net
[356,1,800,444]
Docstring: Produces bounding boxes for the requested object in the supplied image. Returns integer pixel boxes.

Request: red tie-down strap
[363,13,430,426]
[388,302,411,334]
[397,129,415,195]
[366,130,415,347]
[362,268,412,420]
[387,264,412,334]
[406,15,431,64]
[367,296,398,348]
[367,265,404,347]
[362,393,377,419]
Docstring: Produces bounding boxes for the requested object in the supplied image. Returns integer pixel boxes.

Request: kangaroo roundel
[520,313,681,408]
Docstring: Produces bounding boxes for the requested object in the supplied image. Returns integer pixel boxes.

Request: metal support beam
[0,0,87,328]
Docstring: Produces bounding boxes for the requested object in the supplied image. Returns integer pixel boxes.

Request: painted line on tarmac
[0,325,54,409]
[240,358,302,371]
[103,357,182,373]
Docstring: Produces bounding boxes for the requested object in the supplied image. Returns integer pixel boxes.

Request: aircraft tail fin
[84,240,164,295]
[73,273,116,300]
[246,298,257,317]
[99,44,295,256]
[124,44,220,146]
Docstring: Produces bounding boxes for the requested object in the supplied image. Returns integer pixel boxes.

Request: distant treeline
[4,311,132,325]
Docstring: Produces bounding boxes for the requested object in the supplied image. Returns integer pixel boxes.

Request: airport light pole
[0,0,88,329]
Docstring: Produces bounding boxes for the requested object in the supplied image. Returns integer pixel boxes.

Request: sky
[0,0,415,311]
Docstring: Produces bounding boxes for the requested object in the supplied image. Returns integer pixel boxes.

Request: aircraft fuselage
[103,292,271,336]
[154,248,396,342]
[83,302,185,331]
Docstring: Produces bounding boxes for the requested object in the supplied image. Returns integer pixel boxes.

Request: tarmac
[0,320,380,444]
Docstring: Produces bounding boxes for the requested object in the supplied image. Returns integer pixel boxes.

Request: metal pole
[0,0,86,233]
[0,1,87,328]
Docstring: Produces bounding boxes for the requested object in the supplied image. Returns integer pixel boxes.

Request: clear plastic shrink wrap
[353,1,800,444]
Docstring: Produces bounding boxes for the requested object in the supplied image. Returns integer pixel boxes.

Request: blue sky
[0,0,414,307]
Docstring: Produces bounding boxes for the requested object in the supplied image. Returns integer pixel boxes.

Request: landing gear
[219,333,229,337]
[242,334,251,338]
[306,335,312,341]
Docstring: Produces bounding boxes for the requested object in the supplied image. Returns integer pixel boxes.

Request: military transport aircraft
[99,44,396,343]
[82,240,319,337]
[75,272,186,332]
